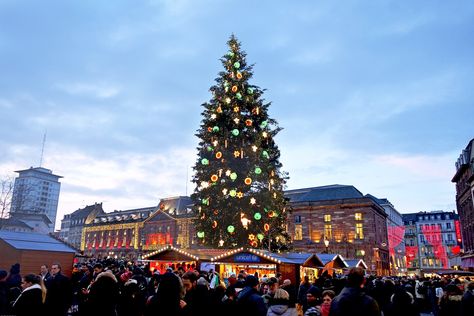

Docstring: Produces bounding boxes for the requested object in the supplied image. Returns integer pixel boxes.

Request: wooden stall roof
[0,231,76,253]
[344,259,368,269]
[251,251,324,267]
[142,245,228,261]
[317,253,349,269]
[209,248,323,266]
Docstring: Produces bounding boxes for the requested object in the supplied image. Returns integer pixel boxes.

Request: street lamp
[324,238,330,254]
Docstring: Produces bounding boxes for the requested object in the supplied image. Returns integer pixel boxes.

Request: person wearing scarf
[12,274,45,316]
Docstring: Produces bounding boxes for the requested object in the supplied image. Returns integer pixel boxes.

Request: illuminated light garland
[142,245,200,261]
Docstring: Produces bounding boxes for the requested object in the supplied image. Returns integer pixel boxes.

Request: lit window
[294,224,303,240]
[355,213,362,221]
[355,223,363,239]
[294,215,301,223]
[324,224,332,239]
[324,214,331,222]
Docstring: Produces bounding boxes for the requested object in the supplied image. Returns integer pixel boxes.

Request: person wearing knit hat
[305,286,322,315]
[236,275,267,316]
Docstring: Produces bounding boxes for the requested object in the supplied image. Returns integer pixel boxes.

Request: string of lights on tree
[192,35,290,251]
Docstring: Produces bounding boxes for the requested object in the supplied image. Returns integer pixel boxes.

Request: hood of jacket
[269,304,289,315]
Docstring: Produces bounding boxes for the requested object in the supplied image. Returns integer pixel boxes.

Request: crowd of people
[0,258,473,316]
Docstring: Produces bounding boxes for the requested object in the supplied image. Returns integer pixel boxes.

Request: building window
[324,214,331,222]
[294,215,301,223]
[355,223,363,239]
[447,234,453,241]
[446,222,451,229]
[420,235,425,243]
[324,224,332,239]
[294,224,303,240]
[355,213,362,221]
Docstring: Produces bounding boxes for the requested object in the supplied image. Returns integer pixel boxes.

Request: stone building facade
[451,138,474,269]
[141,196,195,251]
[286,185,390,276]
[81,206,155,259]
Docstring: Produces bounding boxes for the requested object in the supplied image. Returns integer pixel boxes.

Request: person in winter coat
[439,284,463,316]
[267,288,297,316]
[44,263,72,316]
[83,271,120,316]
[304,286,322,316]
[328,267,381,316]
[236,275,267,316]
[12,274,45,316]
[383,287,419,316]
[0,270,9,315]
[461,281,474,316]
[145,271,185,316]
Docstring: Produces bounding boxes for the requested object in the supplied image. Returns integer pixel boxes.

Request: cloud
[40,144,196,227]
[55,82,120,99]
[288,42,337,65]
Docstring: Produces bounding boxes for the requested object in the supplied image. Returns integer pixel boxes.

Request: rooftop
[0,231,76,253]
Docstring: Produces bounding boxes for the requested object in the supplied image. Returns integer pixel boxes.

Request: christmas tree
[192,35,290,251]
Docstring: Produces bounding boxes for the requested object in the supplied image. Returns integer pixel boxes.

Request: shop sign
[234,253,261,263]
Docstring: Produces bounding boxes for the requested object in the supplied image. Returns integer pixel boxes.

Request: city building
[0,217,34,233]
[451,138,474,269]
[61,203,105,249]
[10,167,62,232]
[402,211,462,273]
[286,185,390,276]
[81,206,155,259]
[367,195,407,275]
[142,196,195,251]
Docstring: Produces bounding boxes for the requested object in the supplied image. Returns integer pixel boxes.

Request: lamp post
[324,238,330,254]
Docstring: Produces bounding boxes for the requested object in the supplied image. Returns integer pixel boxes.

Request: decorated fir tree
[192,35,290,251]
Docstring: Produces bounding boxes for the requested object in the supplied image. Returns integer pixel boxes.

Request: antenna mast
[39,131,47,167]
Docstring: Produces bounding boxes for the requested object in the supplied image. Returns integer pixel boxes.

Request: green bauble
[227,51,234,57]
[254,213,262,220]
[236,93,242,100]
[255,167,262,174]
[247,87,254,94]
[233,62,240,69]
[197,231,205,238]
[207,146,213,152]
[213,126,219,132]
[260,120,268,128]
[227,225,235,233]
[201,158,209,165]
[229,189,237,197]
[232,129,239,136]
[262,151,269,159]
[202,198,209,205]
[230,172,237,180]
[257,234,264,240]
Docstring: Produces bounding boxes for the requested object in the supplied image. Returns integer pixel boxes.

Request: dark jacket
[84,272,119,316]
[12,284,44,316]
[461,289,474,316]
[45,272,72,316]
[236,286,267,316]
[329,287,381,316]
